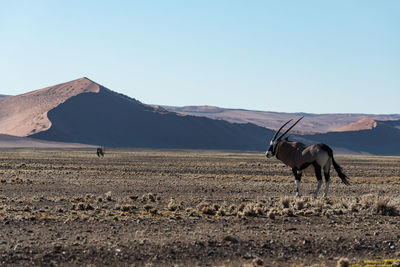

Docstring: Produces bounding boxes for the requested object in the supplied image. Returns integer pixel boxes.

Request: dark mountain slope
[163,105,400,133]
[32,86,273,150]
[297,120,400,155]
[3,77,398,154]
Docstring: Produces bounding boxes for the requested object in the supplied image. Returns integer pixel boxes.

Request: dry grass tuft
[375,198,398,216]
[197,201,216,215]
[201,206,216,216]
[149,208,158,215]
[75,202,94,211]
[141,193,156,203]
[280,196,291,209]
[227,204,238,215]
[120,204,137,212]
[267,208,277,219]
[129,195,138,201]
[147,193,156,202]
[239,203,262,217]
[216,208,226,216]
[196,201,209,210]
[336,257,350,267]
[360,194,374,210]
[84,194,95,200]
[77,202,86,210]
[167,199,180,211]
[143,204,153,211]
[23,205,31,212]
[105,191,112,201]
[222,235,239,244]
[212,203,221,211]
[251,257,264,266]
[282,208,294,217]
[295,198,305,210]
[238,203,246,212]
[312,199,324,213]
[185,208,197,216]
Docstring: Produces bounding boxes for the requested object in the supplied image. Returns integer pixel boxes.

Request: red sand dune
[0,77,100,137]
[333,117,377,132]
[298,119,400,155]
[11,78,271,150]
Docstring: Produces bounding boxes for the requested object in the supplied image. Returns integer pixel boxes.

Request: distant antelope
[97,147,105,157]
[265,117,349,198]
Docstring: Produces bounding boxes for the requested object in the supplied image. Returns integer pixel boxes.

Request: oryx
[265,117,349,198]
[97,147,105,157]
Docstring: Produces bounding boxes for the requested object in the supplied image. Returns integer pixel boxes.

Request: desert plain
[0,149,399,266]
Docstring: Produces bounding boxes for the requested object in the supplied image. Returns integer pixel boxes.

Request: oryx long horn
[272,119,292,141]
[277,116,304,140]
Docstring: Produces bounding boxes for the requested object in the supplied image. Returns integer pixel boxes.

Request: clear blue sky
[1,0,399,114]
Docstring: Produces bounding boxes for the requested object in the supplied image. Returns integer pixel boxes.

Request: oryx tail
[320,144,350,185]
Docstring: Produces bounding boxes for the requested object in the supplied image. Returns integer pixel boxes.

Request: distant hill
[296,119,400,155]
[163,105,400,133]
[1,78,273,150]
[1,77,399,154]
[0,78,99,136]
[333,117,377,132]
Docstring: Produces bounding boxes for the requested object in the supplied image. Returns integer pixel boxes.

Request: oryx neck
[274,140,285,160]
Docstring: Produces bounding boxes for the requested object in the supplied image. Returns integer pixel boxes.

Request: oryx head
[265,116,304,158]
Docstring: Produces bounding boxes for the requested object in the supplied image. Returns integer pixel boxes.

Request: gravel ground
[0,149,399,266]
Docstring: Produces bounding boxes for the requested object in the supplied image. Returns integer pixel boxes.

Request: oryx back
[302,144,331,173]
[276,141,331,174]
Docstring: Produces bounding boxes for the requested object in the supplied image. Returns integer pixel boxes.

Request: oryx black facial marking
[265,117,349,198]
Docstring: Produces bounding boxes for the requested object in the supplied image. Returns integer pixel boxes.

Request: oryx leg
[322,169,331,198]
[312,163,323,198]
[292,168,303,197]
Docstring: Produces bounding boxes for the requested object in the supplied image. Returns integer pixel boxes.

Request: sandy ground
[0,149,399,266]
[0,134,95,148]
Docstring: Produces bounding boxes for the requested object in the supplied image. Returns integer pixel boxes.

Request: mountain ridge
[28,79,273,150]
[163,105,400,133]
[1,77,399,154]
[297,119,400,155]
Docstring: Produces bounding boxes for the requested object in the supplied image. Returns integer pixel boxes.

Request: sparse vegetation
[239,203,260,217]
[337,257,350,267]
[295,198,306,210]
[375,198,398,216]
[105,191,112,201]
[280,196,291,209]
[0,149,399,266]
[167,198,179,211]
